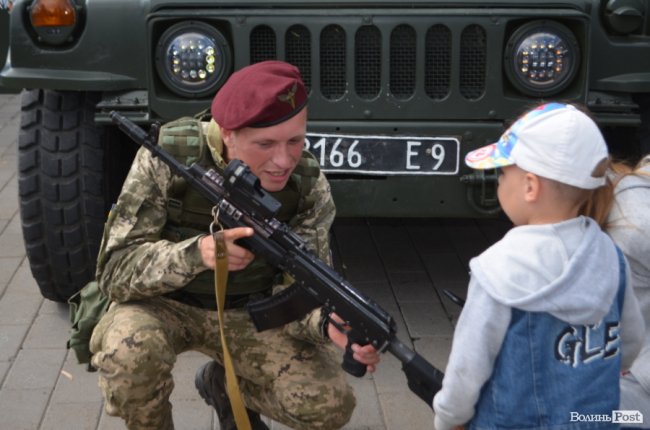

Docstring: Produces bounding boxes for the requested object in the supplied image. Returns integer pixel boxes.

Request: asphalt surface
[0,92,512,429]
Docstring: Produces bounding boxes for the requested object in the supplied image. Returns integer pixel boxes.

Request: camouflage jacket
[95,125,336,344]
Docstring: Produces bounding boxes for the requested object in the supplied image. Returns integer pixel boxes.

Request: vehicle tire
[18,89,106,302]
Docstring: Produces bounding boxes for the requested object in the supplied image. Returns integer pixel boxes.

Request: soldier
[89,61,380,430]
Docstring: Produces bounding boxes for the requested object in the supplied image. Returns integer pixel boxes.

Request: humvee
[1,0,649,301]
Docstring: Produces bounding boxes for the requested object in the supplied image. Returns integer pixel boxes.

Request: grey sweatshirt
[608,165,650,398]
[433,216,645,430]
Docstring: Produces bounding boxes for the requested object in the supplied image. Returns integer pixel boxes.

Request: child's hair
[543,178,594,209]
[580,155,650,227]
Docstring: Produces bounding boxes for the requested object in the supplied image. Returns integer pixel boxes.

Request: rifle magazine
[246,283,320,332]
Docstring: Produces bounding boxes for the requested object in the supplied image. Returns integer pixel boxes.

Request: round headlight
[155,21,231,98]
[29,0,78,46]
[504,21,579,97]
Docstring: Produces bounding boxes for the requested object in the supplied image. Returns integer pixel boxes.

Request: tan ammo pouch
[67,281,110,369]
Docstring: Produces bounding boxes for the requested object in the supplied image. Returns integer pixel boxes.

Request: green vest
[159,118,320,308]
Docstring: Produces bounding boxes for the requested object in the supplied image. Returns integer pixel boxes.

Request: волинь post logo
[570,410,644,425]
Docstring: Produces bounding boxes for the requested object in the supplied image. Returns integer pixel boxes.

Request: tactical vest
[159,117,321,308]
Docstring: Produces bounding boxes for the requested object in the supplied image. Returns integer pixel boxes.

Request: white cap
[465,103,609,189]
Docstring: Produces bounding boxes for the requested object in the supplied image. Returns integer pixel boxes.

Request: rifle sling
[213,231,252,430]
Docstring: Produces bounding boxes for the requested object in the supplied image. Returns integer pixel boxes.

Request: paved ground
[0,92,511,430]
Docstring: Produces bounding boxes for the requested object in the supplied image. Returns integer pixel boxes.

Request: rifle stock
[110,111,444,406]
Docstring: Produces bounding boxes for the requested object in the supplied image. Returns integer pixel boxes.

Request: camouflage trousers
[89,296,355,430]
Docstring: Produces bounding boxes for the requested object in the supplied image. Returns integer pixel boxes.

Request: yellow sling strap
[212,227,252,430]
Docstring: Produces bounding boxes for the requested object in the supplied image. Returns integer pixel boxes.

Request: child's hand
[327,313,381,373]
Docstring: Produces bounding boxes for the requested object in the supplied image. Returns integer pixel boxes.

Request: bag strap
[615,245,627,312]
[212,229,252,430]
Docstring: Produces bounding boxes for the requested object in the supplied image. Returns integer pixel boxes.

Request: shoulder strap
[615,246,627,312]
[159,117,211,223]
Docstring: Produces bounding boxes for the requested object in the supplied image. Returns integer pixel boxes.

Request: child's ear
[523,172,540,203]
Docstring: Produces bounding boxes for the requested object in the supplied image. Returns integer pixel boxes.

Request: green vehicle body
[1,0,649,301]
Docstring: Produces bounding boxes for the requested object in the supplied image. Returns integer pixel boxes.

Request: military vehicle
[1,0,649,301]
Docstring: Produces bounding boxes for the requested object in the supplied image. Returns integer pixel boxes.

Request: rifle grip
[341,340,367,377]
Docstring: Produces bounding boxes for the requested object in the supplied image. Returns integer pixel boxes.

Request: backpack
[67,281,110,369]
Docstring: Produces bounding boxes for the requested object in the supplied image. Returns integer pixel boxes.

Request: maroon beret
[211,60,308,130]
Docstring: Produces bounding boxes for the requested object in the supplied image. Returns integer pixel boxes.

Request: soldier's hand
[198,227,255,271]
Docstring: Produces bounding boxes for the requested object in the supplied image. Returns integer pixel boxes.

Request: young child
[433,103,645,430]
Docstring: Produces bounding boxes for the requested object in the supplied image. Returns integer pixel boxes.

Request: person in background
[582,154,650,428]
[433,102,645,430]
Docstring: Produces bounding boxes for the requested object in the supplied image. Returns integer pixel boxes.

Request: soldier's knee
[95,325,175,377]
[278,380,356,429]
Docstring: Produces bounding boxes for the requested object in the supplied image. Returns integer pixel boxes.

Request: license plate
[305,133,460,175]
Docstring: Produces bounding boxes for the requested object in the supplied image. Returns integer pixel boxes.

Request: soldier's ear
[221,127,234,148]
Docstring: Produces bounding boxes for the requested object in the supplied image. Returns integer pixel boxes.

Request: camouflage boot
[195,361,269,430]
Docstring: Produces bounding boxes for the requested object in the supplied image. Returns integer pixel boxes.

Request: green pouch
[67,281,110,369]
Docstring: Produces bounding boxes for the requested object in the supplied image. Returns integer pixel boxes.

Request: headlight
[504,21,579,97]
[29,0,78,46]
[155,21,231,98]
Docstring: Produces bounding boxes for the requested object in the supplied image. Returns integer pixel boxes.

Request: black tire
[18,89,106,302]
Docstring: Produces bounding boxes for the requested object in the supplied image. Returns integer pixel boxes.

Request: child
[433,103,645,430]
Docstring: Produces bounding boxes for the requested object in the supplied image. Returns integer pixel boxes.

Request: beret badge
[278,83,298,109]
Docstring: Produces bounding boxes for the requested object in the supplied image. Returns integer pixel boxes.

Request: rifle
[110,111,444,406]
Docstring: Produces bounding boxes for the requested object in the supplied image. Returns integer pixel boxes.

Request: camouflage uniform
[89,126,355,430]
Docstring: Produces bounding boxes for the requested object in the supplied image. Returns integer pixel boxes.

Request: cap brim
[465,142,515,170]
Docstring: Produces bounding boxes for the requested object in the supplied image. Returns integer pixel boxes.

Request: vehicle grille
[249,22,487,102]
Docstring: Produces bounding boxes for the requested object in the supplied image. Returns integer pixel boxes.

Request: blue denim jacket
[469,249,626,430]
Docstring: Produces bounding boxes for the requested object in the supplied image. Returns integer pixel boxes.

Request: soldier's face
[222,108,307,192]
